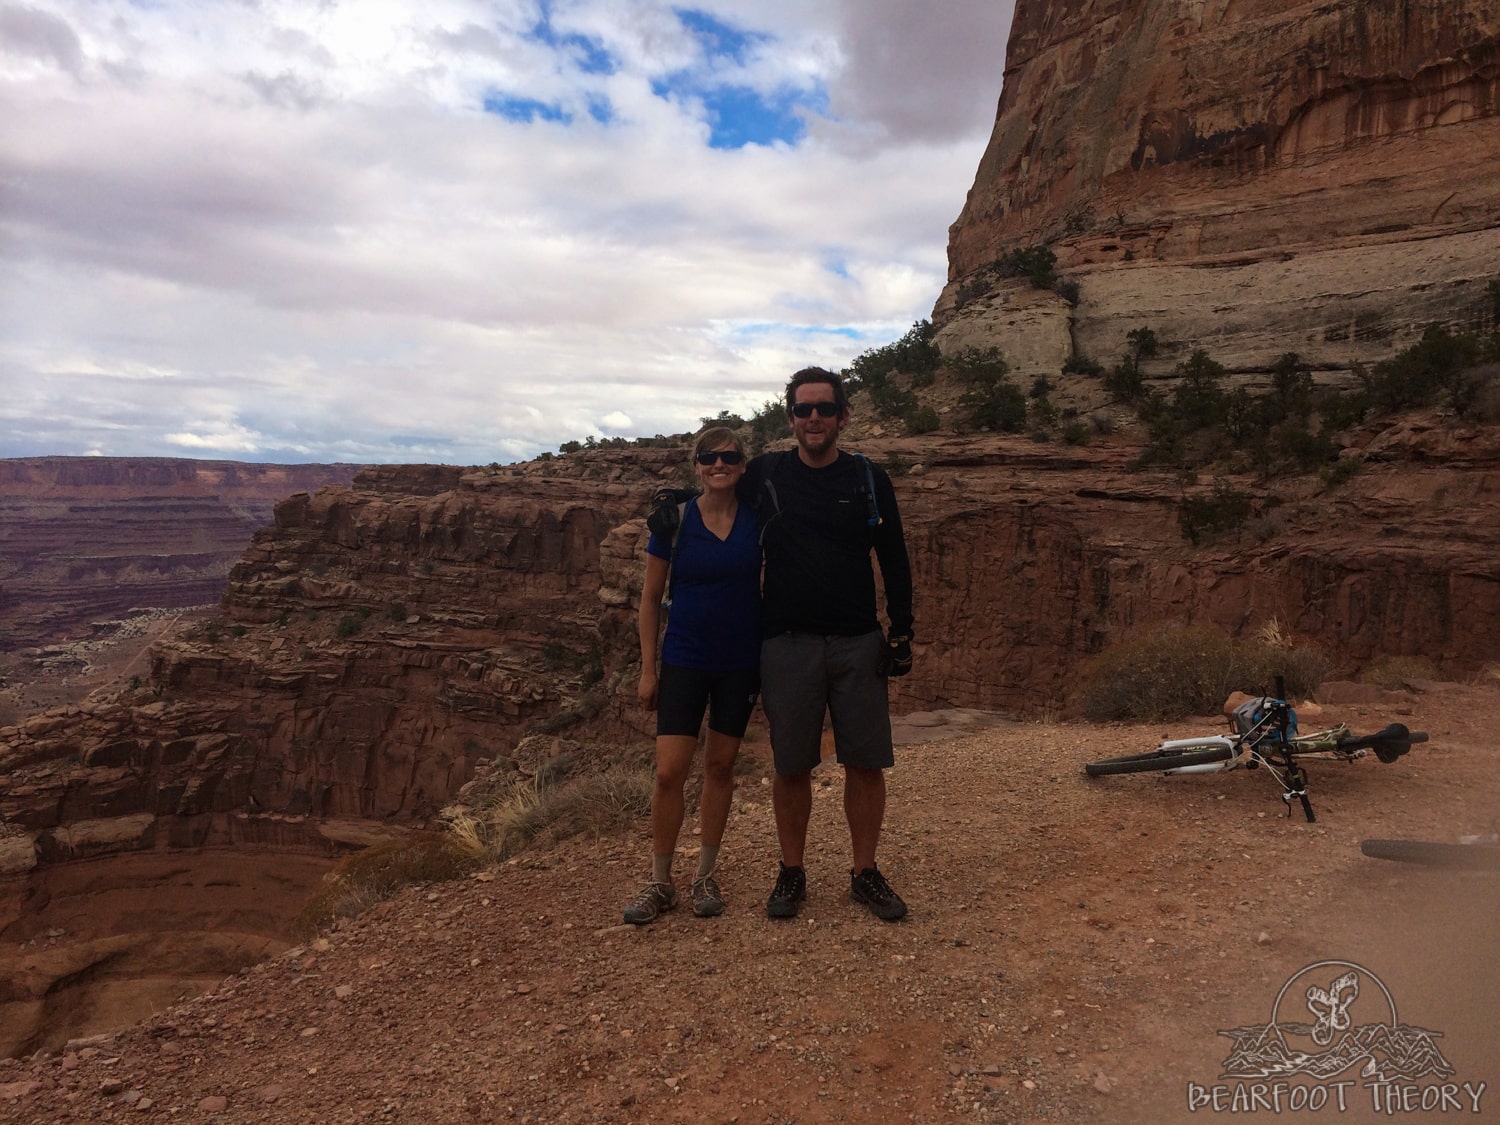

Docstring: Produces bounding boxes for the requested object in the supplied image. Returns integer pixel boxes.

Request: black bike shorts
[656,663,760,739]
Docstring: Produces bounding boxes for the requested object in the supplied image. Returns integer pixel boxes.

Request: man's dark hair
[784,366,849,416]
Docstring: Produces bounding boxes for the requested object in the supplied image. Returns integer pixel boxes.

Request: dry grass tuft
[444,764,651,866]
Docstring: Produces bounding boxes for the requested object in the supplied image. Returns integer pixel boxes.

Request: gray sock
[652,854,672,884]
[696,844,720,879]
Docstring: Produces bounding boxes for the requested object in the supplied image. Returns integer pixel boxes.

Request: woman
[625,426,761,924]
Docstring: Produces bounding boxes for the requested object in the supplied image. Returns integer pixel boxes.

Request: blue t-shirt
[647,500,761,671]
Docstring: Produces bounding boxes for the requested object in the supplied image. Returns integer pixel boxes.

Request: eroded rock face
[940,0,1500,378]
[1,430,1498,1051]
[4,431,1498,850]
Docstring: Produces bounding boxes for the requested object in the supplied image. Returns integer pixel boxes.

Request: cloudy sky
[1,1,1013,465]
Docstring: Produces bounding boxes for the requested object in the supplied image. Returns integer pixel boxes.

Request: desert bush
[749,398,792,446]
[987,245,1058,289]
[1360,324,1483,415]
[1077,622,1328,721]
[336,611,367,638]
[1054,278,1081,306]
[1359,654,1441,688]
[1061,420,1091,445]
[1062,354,1103,377]
[905,405,940,435]
[1178,480,1252,544]
[959,380,1027,432]
[294,832,480,937]
[1126,326,1159,359]
[1103,355,1144,402]
[843,320,941,395]
[1171,350,1229,430]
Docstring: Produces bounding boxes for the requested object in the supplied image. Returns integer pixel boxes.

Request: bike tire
[1360,839,1500,871]
[1085,744,1234,777]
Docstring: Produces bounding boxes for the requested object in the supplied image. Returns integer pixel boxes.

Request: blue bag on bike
[1231,696,1298,744]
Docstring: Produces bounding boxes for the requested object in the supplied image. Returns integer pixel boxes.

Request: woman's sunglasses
[695,449,744,465]
[790,401,840,418]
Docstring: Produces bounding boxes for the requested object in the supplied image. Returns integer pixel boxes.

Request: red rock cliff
[939,0,1500,380]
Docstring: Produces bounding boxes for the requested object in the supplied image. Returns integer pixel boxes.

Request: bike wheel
[1085,744,1234,777]
[1360,839,1500,871]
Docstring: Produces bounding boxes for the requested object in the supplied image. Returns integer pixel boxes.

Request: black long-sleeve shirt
[739,449,913,639]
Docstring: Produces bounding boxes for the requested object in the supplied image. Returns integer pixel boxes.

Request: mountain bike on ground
[1083,678,1427,822]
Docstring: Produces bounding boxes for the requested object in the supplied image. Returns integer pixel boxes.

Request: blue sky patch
[527,1,616,75]
[586,94,615,125]
[484,94,570,124]
[677,8,766,65]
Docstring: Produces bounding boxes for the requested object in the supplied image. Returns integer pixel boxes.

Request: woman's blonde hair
[692,425,746,460]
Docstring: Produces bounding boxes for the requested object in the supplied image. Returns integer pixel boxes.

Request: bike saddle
[1367,723,1412,763]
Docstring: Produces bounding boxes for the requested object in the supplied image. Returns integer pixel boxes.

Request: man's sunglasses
[695,449,744,465]
[790,401,840,418]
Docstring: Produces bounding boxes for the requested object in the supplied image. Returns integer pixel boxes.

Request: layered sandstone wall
[3,428,1498,879]
[939,0,1500,378]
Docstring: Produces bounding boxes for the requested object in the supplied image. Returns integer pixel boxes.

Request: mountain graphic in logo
[1217,960,1455,1082]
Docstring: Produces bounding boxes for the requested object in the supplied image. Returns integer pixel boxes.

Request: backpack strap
[853,453,882,528]
[662,499,690,609]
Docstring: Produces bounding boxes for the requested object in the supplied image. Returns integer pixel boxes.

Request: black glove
[646,487,697,537]
[878,631,913,677]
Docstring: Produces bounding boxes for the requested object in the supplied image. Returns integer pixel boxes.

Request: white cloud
[0,0,1015,464]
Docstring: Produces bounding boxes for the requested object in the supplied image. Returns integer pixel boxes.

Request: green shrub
[749,398,792,446]
[1029,396,1058,428]
[844,320,941,394]
[1171,350,1229,430]
[981,245,1057,289]
[1127,327,1159,359]
[905,405,940,434]
[1103,355,1145,402]
[1361,324,1482,414]
[1062,355,1104,377]
[1061,420,1091,445]
[1054,279,1081,306]
[951,348,1026,432]
[1178,480,1252,544]
[336,611,368,638]
[389,603,408,622]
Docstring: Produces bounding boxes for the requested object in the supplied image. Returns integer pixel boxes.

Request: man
[739,366,915,921]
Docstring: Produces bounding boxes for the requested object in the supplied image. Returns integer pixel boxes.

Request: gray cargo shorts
[760,630,894,775]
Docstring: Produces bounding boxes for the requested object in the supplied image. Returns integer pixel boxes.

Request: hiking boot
[850,865,907,921]
[622,880,677,925]
[765,862,806,919]
[691,872,725,917]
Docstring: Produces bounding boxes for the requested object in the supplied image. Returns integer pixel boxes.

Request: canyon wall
[4,426,1498,860]
[938,0,1500,379]
[3,426,1497,1051]
[0,458,361,651]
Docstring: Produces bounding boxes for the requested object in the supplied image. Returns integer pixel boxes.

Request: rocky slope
[0,458,361,653]
[938,0,1500,381]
